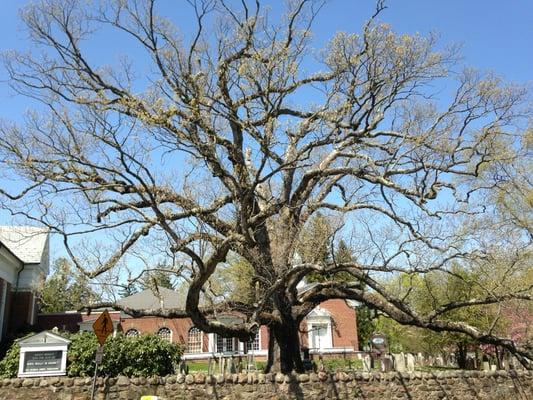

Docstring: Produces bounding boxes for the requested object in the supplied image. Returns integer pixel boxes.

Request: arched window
[187,327,202,353]
[157,327,172,342]
[125,328,140,338]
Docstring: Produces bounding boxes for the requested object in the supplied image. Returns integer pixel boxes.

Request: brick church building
[0,225,360,359]
[38,286,360,360]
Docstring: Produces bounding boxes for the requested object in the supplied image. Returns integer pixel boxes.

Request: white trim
[0,247,19,284]
[207,333,215,353]
[307,321,333,349]
[306,305,334,350]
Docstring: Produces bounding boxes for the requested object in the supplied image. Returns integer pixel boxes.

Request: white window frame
[125,328,140,338]
[215,334,237,353]
[246,330,261,352]
[157,327,172,342]
[187,327,203,354]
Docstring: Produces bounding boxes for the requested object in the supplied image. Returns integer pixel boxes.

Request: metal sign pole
[90,345,103,400]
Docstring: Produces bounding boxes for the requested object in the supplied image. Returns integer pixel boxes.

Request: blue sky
[0,0,531,259]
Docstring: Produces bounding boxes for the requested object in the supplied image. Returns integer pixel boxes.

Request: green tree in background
[139,269,176,291]
[38,258,100,313]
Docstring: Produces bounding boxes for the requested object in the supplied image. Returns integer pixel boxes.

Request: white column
[208,333,215,353]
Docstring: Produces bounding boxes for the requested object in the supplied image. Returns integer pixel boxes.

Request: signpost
[93,310,114,346]
[369,332,389,371]
[90,310,114,400]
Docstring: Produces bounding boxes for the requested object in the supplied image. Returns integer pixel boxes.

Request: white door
[310,324,329,349]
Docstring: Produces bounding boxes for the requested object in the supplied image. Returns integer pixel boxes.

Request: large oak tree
[0,0,531,372]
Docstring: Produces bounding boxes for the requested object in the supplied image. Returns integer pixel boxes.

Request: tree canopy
[38,258,100,313]
[0,0,531,372]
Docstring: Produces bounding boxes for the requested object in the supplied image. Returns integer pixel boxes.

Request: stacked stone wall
[0,370,531,399]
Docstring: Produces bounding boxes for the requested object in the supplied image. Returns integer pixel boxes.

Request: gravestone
[482,361,490,371]
[393,353,406,372]
[465,356,476,370]
[17,331,70,378]
[381,356,393,372]
[406,353,415,372]
[226,357,237,374]
[362,355,372,372]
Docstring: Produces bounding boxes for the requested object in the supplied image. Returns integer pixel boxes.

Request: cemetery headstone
[435,356,444,367]
[362,355,372,372]
[406,353,415,372]
[393,353,406,372]
[381,356,393,372]
[465,356,476,370]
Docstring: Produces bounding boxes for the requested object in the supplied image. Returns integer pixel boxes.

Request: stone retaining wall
[0,370,531,400]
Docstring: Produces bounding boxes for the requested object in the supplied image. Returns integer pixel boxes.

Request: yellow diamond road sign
[92,310,114,346]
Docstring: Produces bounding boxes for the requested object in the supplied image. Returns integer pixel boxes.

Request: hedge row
[0,331,183,378]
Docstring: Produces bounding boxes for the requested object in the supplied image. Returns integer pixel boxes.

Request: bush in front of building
[0,342,21,378]
[0,331,183,378]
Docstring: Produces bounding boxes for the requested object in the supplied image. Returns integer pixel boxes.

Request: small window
[246,331,260,351]
[125,328,140,338]
[157,327,172,342]
[187,327,202,353]
[215,334,235,353]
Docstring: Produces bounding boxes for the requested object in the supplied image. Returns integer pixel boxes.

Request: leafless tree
[0,0,531,372]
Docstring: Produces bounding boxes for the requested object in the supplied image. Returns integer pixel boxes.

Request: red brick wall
[321,299,358,350]
[121,316,196,347]
[259,325,268,351]
[297,300,358,350]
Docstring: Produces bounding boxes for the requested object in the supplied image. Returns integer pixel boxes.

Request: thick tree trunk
[456,343,468,369]
[266,327,280,373]
[265,322,304,373]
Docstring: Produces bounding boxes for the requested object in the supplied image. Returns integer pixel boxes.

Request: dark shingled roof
[117,287,185,310]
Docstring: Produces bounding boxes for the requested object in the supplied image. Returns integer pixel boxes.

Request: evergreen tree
[39,258,100,313]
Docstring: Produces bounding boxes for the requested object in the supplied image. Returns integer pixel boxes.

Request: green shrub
[320,357,363,371]
[0,331,183,378]
[0,343,20,378]
[101,333,182,377]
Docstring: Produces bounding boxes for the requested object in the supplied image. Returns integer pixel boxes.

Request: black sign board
[23,351,62,373]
